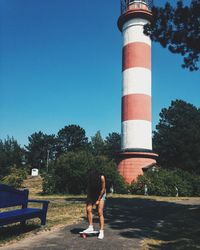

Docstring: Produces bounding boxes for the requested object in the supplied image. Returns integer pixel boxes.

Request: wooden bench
[0,184,49,227]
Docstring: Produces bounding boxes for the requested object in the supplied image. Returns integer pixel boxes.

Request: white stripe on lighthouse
[122,67,151,96]
[121,120,152,150]
[122,18,151,47]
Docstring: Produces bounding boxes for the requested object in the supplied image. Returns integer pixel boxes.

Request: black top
[87,173,104,201]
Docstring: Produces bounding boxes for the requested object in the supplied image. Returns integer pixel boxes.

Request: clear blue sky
[0,0,199,147]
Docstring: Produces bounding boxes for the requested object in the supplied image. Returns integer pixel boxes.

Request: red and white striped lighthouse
[117,0,157,184]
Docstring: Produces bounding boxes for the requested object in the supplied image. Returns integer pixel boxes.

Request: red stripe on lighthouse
[122,94,151,121]
[122,42,151,71]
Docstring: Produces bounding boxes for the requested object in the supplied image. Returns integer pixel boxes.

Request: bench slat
[0,208,41,219]
[0,208,44,226]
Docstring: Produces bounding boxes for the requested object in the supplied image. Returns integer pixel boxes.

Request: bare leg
[86,204,93,226]
[98,200,105,230]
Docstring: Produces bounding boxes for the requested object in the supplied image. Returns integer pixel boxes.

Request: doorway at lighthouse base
[118,152,158,184]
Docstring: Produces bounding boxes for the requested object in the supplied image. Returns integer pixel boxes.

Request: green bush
[130,168,200,197]
[172,169,194,196]
[1,166,27,188]
[192,175,200,196]
[42,151,127,195]
[88,155,128,194]
[113,174,129,194]
[42,173,57,194]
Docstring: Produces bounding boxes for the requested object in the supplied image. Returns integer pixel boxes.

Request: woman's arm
[96,175,106,205]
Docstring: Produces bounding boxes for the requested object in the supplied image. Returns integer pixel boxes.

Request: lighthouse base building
[118,152,157,184]
[117,0,157,184]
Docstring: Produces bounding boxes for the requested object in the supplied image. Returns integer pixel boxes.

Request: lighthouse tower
[117,0,157,184]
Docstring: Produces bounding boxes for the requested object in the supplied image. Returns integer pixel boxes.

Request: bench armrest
[28,199,50,213]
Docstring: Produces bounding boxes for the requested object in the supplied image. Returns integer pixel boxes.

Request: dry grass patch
[22,175,43,195]
[141,239,166,250]
[45,202,85,228]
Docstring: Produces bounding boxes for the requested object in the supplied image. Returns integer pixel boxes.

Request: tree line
[0,126,121,179]
[0,126,123,192]
[1,99,200,195]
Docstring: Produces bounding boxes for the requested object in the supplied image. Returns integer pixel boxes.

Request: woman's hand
[96,200,100,205]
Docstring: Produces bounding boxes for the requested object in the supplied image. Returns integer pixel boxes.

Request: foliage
[145,0,200,71]
[42,173,57,194]
[113,174,129,194]
[0,137,25,179]
[88,154,127,193]
[90,131,105,156]
[1,166,27,188]
[104,132,121,162]
[42,151,127,195]
[1,124,124,194]
[25,132,57,171]
[57,125,88,155]
[153,99,200,174]
[130,168,200,197]
[48,151,93,194]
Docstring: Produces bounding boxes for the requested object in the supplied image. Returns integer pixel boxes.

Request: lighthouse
[117,0,157,184]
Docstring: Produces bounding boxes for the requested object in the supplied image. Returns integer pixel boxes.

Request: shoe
[98,230,104,239]
[83,225,94,233]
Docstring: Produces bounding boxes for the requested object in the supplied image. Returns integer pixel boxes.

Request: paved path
[1,222,139,250]
[1,197,200,250]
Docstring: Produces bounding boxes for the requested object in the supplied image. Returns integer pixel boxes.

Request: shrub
[42,173,57,194]
[130,168,200,197]
[1,166,27,188]
[43,151,91,194]
[89,155,128,194]
[113,174,129,194]
[192,175,200,196]
[42,151,127,195]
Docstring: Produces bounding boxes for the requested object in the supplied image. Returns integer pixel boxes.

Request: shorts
[101,193,106,201]
[87,193,106,205]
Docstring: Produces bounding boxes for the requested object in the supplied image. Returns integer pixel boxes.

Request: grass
[23,176,86,228]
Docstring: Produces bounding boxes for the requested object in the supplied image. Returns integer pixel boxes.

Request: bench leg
[40,216,46,226]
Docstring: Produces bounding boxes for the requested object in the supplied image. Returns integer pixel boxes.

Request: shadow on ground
[65,197,85,204]
[0,223,40,246]
[104,197,200,249]
[70,227,85,234]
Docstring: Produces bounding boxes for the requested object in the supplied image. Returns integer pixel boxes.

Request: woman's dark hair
[87,168,104,194]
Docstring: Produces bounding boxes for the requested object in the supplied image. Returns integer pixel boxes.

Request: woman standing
[83,169,106,239]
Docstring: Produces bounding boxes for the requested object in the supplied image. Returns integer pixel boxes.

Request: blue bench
[0,184,49,227]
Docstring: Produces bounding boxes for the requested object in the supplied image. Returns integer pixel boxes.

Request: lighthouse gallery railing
[120,0,153,14]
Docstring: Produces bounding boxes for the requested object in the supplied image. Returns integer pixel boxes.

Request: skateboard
[79,231,99,238]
